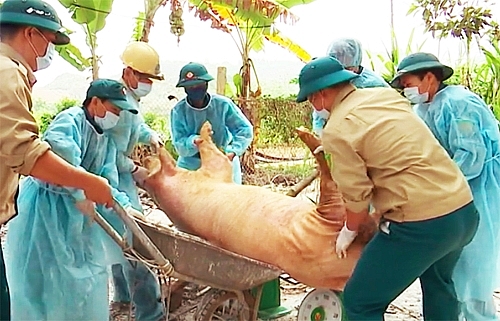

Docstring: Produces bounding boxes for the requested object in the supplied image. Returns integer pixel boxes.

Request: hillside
[32,59,303,115]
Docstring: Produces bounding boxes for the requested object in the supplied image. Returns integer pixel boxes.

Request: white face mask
[94,112,120,130]
[312,94,331,120]
[315,108,331,120]
[132,82,152,97]
[403,86,429,104]
[28,35,55,71]
[37,42,55,71]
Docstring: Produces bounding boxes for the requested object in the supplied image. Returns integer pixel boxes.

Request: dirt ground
[2,180,500,321]
[109,279,500,321]
[3,215,500,321]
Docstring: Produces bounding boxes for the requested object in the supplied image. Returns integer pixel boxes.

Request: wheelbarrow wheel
[196,289,251,321]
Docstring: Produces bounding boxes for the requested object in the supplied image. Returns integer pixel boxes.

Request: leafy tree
[409,0,500,86]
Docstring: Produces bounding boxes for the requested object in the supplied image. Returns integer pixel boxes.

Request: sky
[34,0,500,87]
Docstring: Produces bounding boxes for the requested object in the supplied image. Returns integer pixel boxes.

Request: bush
[35,98,79,134]
[256,96,312,147]
[142,112,178,160]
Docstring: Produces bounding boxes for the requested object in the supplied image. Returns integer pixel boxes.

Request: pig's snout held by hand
[138,122,377,290]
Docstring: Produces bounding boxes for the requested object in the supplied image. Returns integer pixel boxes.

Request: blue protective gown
[414,85,500,320]
[312,67,389,136]
[170,93,253,184]
[5,107,131,321]
[111,86,156,212]
[108,85,164,321]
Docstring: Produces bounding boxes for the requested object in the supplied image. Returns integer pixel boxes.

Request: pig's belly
[149,181,362,289]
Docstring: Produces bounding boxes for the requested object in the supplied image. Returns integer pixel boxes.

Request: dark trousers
[343,202,479,321]
[0,246,10,321]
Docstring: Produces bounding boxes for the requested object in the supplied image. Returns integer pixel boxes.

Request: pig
[138,121,376,290]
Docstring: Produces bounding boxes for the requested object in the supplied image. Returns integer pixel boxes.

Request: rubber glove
[313,145,324,155]
[75,199,96,222]
[131,165,150,186]
[336,223,358,259]
[125,206,144,219]
[150,132,163,154]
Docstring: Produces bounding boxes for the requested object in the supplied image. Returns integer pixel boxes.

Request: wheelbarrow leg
[249,285,263,321]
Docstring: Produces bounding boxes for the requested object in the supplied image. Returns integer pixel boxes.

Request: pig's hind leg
[295,128,346,221]
[194,121,233,182]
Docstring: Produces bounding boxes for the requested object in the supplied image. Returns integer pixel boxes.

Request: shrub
[256,96,312,147]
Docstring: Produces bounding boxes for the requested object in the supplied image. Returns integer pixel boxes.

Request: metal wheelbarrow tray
[94,202,283,320]
[132,217,282,291]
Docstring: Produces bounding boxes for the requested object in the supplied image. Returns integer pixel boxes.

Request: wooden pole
[216,66,227,95]
[286,169,319,197]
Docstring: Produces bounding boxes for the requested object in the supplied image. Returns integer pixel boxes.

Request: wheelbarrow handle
[112,199,174,273]
[92,210,130,251]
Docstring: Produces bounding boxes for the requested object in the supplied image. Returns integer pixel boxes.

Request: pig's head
[134,147,180,198]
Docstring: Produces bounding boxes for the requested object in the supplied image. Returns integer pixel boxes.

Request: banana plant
[58,0,115,79]
[55,27,91,72]
[366,28,426,83]
[0,1,90,72]
[479,40,500,119]
[187,0,316,172]
[189,0,313,100]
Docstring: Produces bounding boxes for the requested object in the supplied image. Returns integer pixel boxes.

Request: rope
[123,248,174,276]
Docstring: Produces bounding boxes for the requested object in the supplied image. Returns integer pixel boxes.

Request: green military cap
[85,79,138,114]
[0,0,70,45]
[390,52,454,89]
[296,56,359,103]
[176,62,214,87]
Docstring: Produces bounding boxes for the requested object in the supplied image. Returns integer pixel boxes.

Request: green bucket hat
[296,56,359,103]
[390,52,454,88]
[176,62,214,88]
[0,0,70,45]
[85,79,138,114]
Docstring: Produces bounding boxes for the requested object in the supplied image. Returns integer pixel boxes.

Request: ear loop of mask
[27,29,49,58]
[93,98,106,116]
[422,73,432,97]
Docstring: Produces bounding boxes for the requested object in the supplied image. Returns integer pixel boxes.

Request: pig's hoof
[200,121,214,140]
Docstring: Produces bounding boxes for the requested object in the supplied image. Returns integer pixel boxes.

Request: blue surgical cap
[326,38,363,68]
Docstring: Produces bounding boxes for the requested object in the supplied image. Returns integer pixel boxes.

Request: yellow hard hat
[121,41,164,80]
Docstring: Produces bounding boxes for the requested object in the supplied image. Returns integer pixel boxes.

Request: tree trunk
[239,58,257,176]
[140,0,168,43]
[91,43,99,80]
[141,18,154,42]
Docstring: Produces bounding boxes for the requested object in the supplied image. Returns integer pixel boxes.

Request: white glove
[313,145,324,155]
[75,199,96,222]
[150,133,163,154]
[132,166,150,186]
[125,206,144,219]
[336,223,358,259]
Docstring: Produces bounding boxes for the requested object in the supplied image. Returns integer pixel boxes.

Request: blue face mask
[185,86,207,101]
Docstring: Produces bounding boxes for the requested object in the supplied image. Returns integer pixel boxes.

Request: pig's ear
[143,148,177,177]
[157,147,177,176]
[144,156,162,177]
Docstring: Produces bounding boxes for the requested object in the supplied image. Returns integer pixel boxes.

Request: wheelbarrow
[93,200,283,321]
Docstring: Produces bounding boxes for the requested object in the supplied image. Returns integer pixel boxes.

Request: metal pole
[93,210,129,250]
[112,200,175,275]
